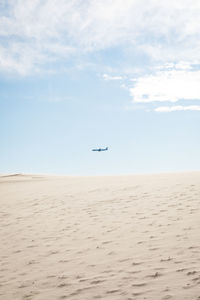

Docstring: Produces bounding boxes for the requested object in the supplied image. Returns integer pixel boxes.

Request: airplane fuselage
[92,147,108,152]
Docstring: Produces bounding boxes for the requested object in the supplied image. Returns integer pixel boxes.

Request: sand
[0,172,200,300]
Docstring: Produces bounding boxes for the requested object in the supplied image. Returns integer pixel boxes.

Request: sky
[1,0,200,175]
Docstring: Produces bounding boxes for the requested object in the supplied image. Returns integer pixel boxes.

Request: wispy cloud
[155,105,200,112]
[103,74,123,81]
[1,0,200,74]
[130,67,200,103]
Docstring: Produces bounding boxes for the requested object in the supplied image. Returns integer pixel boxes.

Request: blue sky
[1,0,200,175]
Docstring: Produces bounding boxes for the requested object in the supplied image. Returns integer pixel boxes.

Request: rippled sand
[1,173,200,300]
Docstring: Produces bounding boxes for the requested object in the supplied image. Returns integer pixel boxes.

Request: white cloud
[103,74,123,81]
[155,105,200,112]
[130,68,200,103]
[1,0,200,74]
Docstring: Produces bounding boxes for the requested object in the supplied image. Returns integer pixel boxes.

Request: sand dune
[0,172,200,300]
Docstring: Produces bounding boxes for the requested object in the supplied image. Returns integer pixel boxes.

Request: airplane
[92,147,108,152]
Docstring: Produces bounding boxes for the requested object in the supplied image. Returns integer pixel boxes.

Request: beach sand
[0,172,200,300]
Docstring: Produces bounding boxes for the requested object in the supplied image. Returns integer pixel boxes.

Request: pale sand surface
[0,173,200,300]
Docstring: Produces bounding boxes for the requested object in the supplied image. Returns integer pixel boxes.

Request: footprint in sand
[162,295,172,299]
[132,282,147,287]
[106,289,120,294]
[90,279,106,284]
[147,272,162,278]
[132,291,144,296]
[57,283,70,288]
[187,271,197,276]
